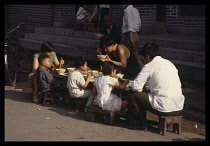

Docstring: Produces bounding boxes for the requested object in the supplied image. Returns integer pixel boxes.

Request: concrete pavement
[5,86,205,141]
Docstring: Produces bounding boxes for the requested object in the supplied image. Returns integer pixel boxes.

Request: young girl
[67,56,94,112]
[92,62,129,117]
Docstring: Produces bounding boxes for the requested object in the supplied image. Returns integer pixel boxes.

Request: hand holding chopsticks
[59,57,64,68]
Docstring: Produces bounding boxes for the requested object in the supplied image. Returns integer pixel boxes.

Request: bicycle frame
[4,23,26,86]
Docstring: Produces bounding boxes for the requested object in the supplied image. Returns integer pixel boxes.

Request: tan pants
[121,32,144,70]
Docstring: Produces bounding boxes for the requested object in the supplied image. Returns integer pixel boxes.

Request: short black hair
[140,42,160,59]
[41,41,55,53]
[74,56,87,68]
[102,35,116,47]
[38,54,50,65]
[101,62,117,75]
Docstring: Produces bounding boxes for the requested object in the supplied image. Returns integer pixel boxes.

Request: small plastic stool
[158,115,182,136]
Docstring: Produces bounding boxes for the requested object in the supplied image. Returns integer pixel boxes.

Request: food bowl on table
[91,70,99,76]
[56,68,66,75]
[67,67,76,73]
[97,55,106,60]
[115,73,124,79]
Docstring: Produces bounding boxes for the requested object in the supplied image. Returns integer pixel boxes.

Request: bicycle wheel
[5,48,17,86]
[17,47,32,73]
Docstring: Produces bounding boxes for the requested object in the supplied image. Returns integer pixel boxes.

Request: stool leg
[51,94,54,105]
[43,93,47,105]
[84,24,86,31]
[158,117,164,135]
[163,118,167,136]
[90,24,94,31]
[178,118,181,134]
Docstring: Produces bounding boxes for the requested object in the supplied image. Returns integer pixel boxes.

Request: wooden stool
[84,23,94,31]
[158,115,182,136]
[87,102,127,125]
[40,92,55,105]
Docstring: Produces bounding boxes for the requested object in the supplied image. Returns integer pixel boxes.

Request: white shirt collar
[124,5,133,12]
[107,24,113,34]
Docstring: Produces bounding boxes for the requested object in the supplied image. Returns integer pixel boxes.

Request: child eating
[36,54,66,102]
[67,56,94,112]
[92,62,129,117]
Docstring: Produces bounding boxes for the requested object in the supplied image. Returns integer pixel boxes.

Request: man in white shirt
[120,5,144,71]
[76,5,93,28]
[126,42,185,130]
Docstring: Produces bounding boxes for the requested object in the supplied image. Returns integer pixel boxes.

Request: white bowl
[67,67,76,72]
[97,55,106,60]
[115,73,124,79]
[91,70,99,75]
[56,68,66,75]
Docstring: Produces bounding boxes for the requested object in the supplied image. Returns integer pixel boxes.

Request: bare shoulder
[118,45,130,57]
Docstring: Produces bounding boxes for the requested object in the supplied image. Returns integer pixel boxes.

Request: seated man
[76,5,93,30]
[97,15,122,55]
[126,42,185,130]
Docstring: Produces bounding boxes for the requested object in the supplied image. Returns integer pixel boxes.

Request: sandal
[33,95,39,103]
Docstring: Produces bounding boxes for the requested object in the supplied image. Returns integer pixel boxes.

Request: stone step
[138,45,205,63]
[35,27,205,52]
[170,60,205,81]
[139,34,205,51]
[24,33,100,49]
[138,55,205,81]
[19,38,205,81]
[35,27,99,40]
[25,33,205,63]
[18,38,98,61]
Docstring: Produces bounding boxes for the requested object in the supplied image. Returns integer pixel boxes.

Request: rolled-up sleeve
[131,66,150,92]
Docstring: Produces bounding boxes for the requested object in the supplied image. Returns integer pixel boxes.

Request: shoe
[33,95,39,103]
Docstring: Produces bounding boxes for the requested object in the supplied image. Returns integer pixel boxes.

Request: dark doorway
[156,5,166,22]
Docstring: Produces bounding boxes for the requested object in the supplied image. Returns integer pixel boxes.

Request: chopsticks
[59,57,63,68]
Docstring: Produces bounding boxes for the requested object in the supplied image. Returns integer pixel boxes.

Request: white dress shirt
[67,70,85,97]
[76,7,86,20]
[99,5,110,8]
[122,5,141,33]
[131,56,185,112]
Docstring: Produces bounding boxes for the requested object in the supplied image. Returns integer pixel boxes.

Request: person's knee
[132,91,149,104]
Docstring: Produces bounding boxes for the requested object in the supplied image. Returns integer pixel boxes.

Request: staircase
[139,34,205,81]
[19,27,205,81]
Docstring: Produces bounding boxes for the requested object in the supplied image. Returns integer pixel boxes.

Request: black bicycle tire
[5,51,17,86]
[18,47,33,73]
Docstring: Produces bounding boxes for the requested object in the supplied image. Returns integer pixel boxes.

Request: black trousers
[125,90,182,126]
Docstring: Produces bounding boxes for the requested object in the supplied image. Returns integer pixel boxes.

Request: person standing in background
[120,4,144,71]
